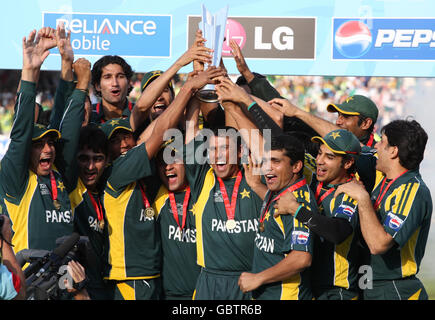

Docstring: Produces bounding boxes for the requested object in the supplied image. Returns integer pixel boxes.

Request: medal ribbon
[49,170,59,203]
[217,171,243,222]
[374,170,408,210]
[168,187,191,231]
[366,133,375,148]
[260,178,307,224]
[315,175,354,206]
[138,180,151,209]
[88,192,104,223]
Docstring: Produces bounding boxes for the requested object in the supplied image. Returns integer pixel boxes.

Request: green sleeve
[385,183,432,248]
[55,89,86,193]
[183,133,211,198]
[0,81,36,201]
[107,143,153,191]
[248,76,282,102]
[50,78,76,130]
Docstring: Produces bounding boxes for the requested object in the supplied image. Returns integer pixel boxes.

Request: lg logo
[189,16,315,59]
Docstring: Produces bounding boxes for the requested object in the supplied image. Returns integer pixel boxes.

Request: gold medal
[226,219,237,230]
[53,199,61,210]
[99,219,105,230]
[145,207,155,218]
[259,222,265,233]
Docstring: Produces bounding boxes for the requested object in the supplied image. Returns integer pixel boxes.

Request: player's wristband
[293,204,303,219]
[247,101,257,111]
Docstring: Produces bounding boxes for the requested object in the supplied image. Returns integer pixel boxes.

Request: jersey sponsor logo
[336,204,355,218]
[254,232,274,253]
[168,225,196,243]
[291,230,310,245]
[43,12,171,57]
[385,212,404,231]
[333,18,435,60]
[211,218,258,234]
[45,210,72,224]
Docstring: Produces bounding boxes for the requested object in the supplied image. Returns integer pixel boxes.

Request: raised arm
[269,98,337,137]
[130,30,213,131]
[138,66,225,159]
[0,29,52,199]
[50,22,76,129]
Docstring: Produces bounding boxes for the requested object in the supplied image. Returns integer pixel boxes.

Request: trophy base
[196,89,219,103]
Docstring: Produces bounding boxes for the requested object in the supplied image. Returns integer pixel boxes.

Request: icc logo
[334,20,372,58]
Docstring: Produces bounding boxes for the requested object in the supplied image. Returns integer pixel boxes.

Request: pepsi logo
[387,212,403,230]
[334,20,372,58]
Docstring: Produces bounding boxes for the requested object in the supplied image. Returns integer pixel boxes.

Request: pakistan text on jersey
[211,218,259,234]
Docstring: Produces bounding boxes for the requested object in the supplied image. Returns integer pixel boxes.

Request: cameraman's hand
[64,260,90,300]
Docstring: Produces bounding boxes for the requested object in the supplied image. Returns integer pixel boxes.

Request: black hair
[210,125,242,150]
[79,124,109,156]
[357,114,375,135]
[91,55,134,97]
[341,154,357,175]
[381,119,428,170]
[271,133,305,174]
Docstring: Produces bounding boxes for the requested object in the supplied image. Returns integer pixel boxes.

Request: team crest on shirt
[291,230,310,245]
[336,204,355,218]
[385,212,404,231]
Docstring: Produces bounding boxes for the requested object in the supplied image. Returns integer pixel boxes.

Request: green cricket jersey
[0,81,85,252]
[252,177,316,300]
[154,185,200,298]
[103,144,161,280]
[311,181,360,293]
[184,137,263,272]
[369,169,432,281]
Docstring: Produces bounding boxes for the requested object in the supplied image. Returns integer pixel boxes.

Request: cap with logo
[100,118,133,139]
[311,129,361,159]
[141,70,174,95]
[327,95,378,123]
[32,123,61,141]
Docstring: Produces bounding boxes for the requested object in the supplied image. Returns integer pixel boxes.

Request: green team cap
[100,118,132,139]
[312,129,361,159]
[141,70,174,94]
[32,123,61,141]
[327,95,378,122]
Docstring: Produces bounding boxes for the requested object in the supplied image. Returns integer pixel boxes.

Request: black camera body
[17,233,90,300]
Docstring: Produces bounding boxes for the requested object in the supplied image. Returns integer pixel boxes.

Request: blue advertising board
[0,0,434,76]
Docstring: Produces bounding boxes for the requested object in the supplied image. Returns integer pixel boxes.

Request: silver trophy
[196,4,228,103]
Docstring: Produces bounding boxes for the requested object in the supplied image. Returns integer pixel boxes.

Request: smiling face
[30,135,57,176]
[149,86,174,121]
[157,155,187,192]
[262,149,301,192]
[315,144,352,185]
[96,63,129,108]
[208,135,240,179]
[77,146,107,191]
[108,129,136,161]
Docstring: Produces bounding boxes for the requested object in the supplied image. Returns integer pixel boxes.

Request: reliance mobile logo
[43,12,171,57]
[333,18,435,60]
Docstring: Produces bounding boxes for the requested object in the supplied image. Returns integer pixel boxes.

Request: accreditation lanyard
[260,178,307,224]
[88,192,104,223]
[217,171,243,223]
[374,170,408,211]
[168,187,191,231]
